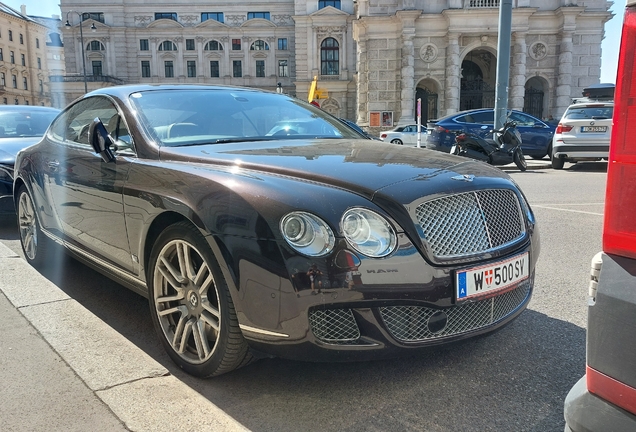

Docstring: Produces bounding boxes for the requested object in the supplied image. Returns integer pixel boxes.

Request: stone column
[445,33,460,115]
[356,38,368,125]
[510,32,527,111]
[398,29,415,125]
[556,31,573,115]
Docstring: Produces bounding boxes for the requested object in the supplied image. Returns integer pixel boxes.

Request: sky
[4,0,627,84]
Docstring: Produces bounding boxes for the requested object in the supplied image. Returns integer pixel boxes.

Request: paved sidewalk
[0,241,249,432]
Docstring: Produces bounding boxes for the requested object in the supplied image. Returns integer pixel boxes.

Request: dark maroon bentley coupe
[14,85,539,377]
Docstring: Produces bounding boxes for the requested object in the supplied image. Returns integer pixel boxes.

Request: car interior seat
[16,123,31,136]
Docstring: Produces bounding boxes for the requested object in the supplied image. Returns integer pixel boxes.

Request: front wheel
[16,186,50,268]
[513,148,527,171]
[148,221,252,377]
[391,139,403,145]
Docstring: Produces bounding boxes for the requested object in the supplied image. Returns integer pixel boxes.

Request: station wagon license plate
[456,252,529,301]
[581,126,607,133]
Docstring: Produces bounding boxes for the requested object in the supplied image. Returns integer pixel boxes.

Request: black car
[0,105,60,201]
[14,85,539,377]
[564,2,636,430]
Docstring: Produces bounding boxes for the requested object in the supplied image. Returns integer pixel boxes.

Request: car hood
[0,137,42,165]
[159,139,514,199]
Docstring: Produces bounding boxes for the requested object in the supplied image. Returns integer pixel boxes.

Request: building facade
[0,3,59,106]
[58,0,612,130]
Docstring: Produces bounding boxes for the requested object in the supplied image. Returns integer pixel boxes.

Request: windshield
[129,89,366,147]
[0,109,59,138]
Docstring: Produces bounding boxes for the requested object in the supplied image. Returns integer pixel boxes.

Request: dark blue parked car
[426,109,556,159]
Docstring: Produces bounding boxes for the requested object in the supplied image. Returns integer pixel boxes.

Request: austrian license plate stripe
[456,252,529,301]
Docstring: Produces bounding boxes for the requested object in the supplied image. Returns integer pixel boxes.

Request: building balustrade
[467,0,500,7]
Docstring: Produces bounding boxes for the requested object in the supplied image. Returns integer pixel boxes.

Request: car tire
[513,148,527,171]
[530,138,548,159]
[391,139,403,145]
[148,221,252,377]
[16,185,50,268]
[551,152,565,170]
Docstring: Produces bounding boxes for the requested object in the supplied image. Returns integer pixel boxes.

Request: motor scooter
[449,120,527,171]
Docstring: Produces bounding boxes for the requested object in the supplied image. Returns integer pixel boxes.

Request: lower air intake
[309,308,361,344]
[380,281,530,342]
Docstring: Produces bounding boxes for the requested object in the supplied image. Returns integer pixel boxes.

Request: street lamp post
[65,11,95,94]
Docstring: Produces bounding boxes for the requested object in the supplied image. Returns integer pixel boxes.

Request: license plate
[456,252,529,301]
[450,145,457,154]
[581,126,607,133]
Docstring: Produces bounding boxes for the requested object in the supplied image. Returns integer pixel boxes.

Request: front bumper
[244,274,533,361]
[564,376,636,432]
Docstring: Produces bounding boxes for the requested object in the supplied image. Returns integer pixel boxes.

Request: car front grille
[379,280,531,343]
[309,308,361,344]
[415,189,525,259]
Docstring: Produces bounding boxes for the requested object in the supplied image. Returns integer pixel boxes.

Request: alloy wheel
[18,191,38,261]
[153,239,221,364]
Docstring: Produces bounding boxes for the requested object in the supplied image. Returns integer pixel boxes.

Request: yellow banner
[308,76,318,102]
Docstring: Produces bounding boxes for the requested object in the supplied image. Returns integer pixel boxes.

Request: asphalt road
[0,161,607,432]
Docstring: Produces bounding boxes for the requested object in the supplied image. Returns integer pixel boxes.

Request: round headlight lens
[283,215,307,243]
[280,212,335,256]
[341,208,397,257]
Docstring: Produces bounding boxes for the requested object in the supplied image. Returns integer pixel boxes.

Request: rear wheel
[513,148,527,171]
[551,150,565,169]
[16,186,49,268]
[391,139,403,145]
[148,221,252,377]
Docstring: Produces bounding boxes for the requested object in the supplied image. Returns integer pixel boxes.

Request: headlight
[280,212,335,257]
[341,208,397,257]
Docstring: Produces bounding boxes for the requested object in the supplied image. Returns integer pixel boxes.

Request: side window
[48,97,127,149]
[510,112,536,126]
[471,111,494,124]
[455,115,473,123]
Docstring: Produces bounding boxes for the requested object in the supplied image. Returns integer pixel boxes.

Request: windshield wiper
[213,137,278,144]
[171,137,277,147]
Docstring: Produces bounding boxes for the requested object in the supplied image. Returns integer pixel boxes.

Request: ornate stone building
[58,0,612,129]
[0,3,60,106]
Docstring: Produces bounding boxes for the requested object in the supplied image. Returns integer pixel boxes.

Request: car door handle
[47,160,60,170]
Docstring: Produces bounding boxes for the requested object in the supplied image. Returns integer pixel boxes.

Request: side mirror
[89,118,115,163]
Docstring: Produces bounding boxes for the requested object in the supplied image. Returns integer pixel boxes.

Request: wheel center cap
[189,292,198,308]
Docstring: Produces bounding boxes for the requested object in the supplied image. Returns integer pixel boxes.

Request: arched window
[204,40,223,51]
[250,40,269,51]
[321,38,339,75]
[158,40,177,51]
[86,40,105,51]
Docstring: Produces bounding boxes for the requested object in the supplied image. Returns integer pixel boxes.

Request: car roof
[566,101,614,109]
[86,83,271,100]
[434,108,539,122]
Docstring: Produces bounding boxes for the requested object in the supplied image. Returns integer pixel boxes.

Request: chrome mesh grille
[309,309,360,344]
[415,189,525,259]
[379,281,530,342]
